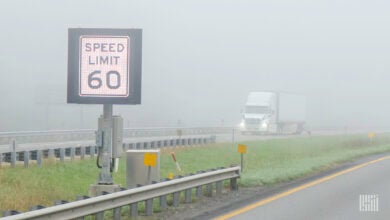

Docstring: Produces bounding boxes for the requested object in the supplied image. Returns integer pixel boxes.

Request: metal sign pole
[68,28,142,195]
[98,104,114,185]
[241,154,243,172]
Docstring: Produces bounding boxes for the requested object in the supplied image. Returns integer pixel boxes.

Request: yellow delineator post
[238,144,247,172]
[144,153,157,184]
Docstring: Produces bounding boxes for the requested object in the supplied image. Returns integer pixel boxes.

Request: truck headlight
[261,122,268,128]
[239,120,245,128]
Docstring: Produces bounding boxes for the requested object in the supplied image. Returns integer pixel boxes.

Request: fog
[1,0,390,131]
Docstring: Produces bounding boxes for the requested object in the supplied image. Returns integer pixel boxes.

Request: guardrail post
[76,195,90,220]
[80,146,85,160]
[70,147,75,160]
[175,139,179,147]
[205,183,213,197]
[12,152,18,167]
[114,207,122,220]
[95,211,104,220]
[185,188,192,203]
[196,185,202,198]
[216,181,222,195]
[145,198,153,216]
[173,191,180,207]
[230,177,238,191]
[211,135,217,143]
[60,148,65,162]
[90,146,95,159]
[10,139,16,167]
[159,195,167,210]
[130,203,138,218]
[37,150,42,166]
[113,188,122,219]
[95,192,105,220]
[24,151,30,168]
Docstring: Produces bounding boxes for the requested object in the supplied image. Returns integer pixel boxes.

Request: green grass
[1,133,390,212]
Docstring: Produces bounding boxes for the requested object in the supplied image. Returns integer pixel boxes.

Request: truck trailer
[239,91,306,134]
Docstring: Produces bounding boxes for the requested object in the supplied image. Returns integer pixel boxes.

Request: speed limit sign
[67,28,142,104]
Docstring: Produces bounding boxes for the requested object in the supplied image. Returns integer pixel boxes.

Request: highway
[216,155,390,220]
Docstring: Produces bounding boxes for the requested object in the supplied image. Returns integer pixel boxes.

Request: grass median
[1,133,390,212]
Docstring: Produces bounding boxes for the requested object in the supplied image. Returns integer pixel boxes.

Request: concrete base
[89,184,122,197]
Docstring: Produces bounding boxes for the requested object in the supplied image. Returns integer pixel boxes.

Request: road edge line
[214,155,390,220]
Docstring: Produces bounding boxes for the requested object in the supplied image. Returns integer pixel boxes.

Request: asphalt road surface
[216,155,390,220]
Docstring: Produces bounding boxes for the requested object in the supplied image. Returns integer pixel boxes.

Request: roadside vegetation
[1,133,390,212]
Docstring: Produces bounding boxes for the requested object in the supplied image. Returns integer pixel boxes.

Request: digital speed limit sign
[67,28,142,104]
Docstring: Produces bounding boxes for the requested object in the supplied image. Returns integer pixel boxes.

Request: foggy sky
[1,0,390,131]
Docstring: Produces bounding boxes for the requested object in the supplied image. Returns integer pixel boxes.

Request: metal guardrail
[2,166,241,219]
[0,127,232,145]
[0,135,216,168]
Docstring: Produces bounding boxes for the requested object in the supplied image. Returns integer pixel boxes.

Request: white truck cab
[240,91,306,134]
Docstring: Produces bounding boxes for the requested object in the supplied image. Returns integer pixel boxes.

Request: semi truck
[239,91,306,134]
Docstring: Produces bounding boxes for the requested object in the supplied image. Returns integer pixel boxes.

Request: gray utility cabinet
[126,149,160,189]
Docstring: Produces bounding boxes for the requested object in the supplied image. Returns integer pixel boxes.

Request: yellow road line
[215,156,390,220]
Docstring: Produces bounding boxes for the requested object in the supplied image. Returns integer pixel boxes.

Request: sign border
[67,28,142,104]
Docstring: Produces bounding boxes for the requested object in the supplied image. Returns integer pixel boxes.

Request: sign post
[144,152,157,184]
[68,28,142,195]
[97,104,114,184]
[237,144,247,172]
[368,132,375,144]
